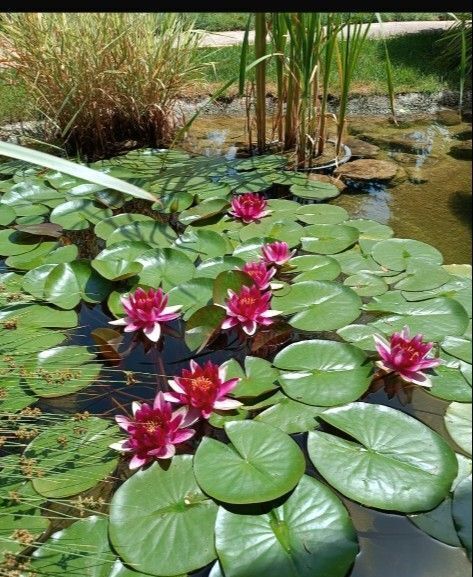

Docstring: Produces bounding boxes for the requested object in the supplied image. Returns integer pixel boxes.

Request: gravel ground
[195,20,457,47]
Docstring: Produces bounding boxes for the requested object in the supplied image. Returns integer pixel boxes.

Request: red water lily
[220,284,281,336]
[109,392,196,469]
[374,326,441,387]
[241,261,277,291]
[164,360,242,419]
[261,241,296,266]
[228,193,270,223]
[109,287,181,342]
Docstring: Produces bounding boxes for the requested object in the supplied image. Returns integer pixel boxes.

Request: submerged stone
[436,109,462,126]
[307,173,347,192]
[345,137,380,159]
[334,159,399,182]
[449,141,472,161]
[358,132,432,154]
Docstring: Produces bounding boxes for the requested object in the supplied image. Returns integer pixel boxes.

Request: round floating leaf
[274,340,372,406]
[429,366,472,403]
[255,396,326,433]
[107,221,177,248]
[345,218,394,240]
[24,417,120,498]
[301,224,359,254]
[2,181,63,206]
[174,229,233,261]
[197,256,245,278]
[273,281,361,331]
[344,272,388,297]
[232,238,269,262]
[369,297,470,342]
[0,204,15,225]
[194,182,231,201]
[0,303,77,329]
[5,240,59,270]
[109,456,217,576]
[212,270,254,306]
[94,213,155,240]
[290,255,341,282]
[371,238,443,272]
[154,190,194,213]
[221,356,279,397]
[331,248,384,275]
[238,219,304,247]
[445,402,472,456]
[394,261,451,291]
[308,402,458,512]
[290,179,340,200]
[92,241,150,281]
[441,336,472,364]
[266,199,301,218]
[222,171,274,193]
[0,229,40,256]
[179,198,229,225]
[296,204,348,225]
[409,496,462,547]
[167,277,213,319]
[50,200,112,230]
[215,475,358,577]
[136,248,195,292]
[194,421,305,504]
[452,474,472,559]
[185,304,226,352]
[336,324,381,351]
[149,175,208,193]
[236,155,287,171]
[402,277,472,317]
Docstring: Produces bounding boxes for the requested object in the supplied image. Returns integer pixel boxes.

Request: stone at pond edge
[391,152,439,167]
[357,132,431,154]
[449,141,472,161]
[344,137,380,159]
[308,173,347,192]
[334,159,399,182]
[436,109,462,127]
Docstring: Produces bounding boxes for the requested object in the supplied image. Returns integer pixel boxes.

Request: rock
[308,173,347,192]
[453,129,472,142]
[358,132,432,154]
[334,159,399,182]
[449,141,472,160]
[461,110,472,123]
[391,152,439,166]
[345,137,380,158]
[436,109,462,126]
[405,167,429,184]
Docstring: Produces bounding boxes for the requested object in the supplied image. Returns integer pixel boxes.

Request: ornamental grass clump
[0,13,204,159]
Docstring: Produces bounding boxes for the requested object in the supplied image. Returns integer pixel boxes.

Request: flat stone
[449,141,472,160]
[391,152,439,166]
[345,137,380,158]
[358,132,432,154]
[405,167,429,184]
[334,159,399,181]
[436,109,462,126]
[308,173,347,192]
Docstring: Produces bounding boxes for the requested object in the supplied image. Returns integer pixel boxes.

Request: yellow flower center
[143,418,164,433]
[190,376,214,393]
[240,297,256,306]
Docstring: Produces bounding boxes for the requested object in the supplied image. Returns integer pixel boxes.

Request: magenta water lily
[241,261,277,291]
[261,241,296,266]
[228,192,270,223]
[165,359,242,419]
[109,287,182,342]
[374,326,441,387]
[110,391,196,469]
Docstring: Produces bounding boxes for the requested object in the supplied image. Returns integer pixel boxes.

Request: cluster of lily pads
[0,148,471,577]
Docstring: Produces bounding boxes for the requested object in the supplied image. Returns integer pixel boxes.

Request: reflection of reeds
[0,13,205,160]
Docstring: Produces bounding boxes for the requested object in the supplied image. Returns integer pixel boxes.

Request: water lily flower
[109,287,181,342]
[228,193,270,223]
[164,360,242,419]
[374,326,441,387]
[261,241,296,266]
[109,392,196,469]
[219,284,282,336]
[241,261,277,291]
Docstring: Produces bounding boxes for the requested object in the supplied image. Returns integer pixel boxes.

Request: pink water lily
[109,287,181,342]
[241,261,277,291]
[109,392,196,469]
[220,284,281,336]
[374,326,441,387]
[261,241,296,266]
[228,193,270,223]
[164,360,242,419]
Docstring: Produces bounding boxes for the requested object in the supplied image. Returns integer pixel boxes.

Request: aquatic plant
[0,145,470,576]
[228,192,270,222]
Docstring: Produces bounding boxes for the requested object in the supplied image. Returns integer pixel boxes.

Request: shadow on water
[449,191,473,229]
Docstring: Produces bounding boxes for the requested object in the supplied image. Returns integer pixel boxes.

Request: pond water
[1,111,471,576]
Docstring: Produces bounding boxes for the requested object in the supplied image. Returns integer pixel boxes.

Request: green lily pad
[232,238,270,262]
[274,340,372,406]
[272,281,361,331]
[429,366,472,403]
[236,155,287,171]
[24,417,120,498]
[0,229,41,256]
[221,356,279,397]
[344,272,388,296]
[0,204,15,225]
[308,402,458,512]
[296,204,348,225]
[215,475,358,577]
[91,241,150,281]
[167,277,214,320]
[174,229,233,261]
[290,179,340,200]
[106,221,177,248]
[336,324,381,351]
[179,198,229,225]
[452,474,472,559]
[266,199,301,218]
[0,303,77,329]
[2,181,63,206]
[345,218,394,240]
[5,240,59,270]
[331,247,385,275]
[136,248,195,291]
[153,190,194,213]
[94,213,155,240]
[371,238,443,272]
[301,224,359,254]
[409,496,462,547]
[238,219,304,247]
[394,261,451,291]
[194,421,305,504]
[109,456,217,576]
[196,256,245,278]
[255,396,326,433]
[402,277,472,317]
[290,255,341,282]
[445,402,472,455]
[212,270,254,306]
[184,304,226,352]
[441,336,472,364]
[50,200,113,230]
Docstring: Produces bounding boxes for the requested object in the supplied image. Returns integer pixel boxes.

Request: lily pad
[272,281,361,331]
[336,324,381,351]
[0,303,77,329]
[308,402,458,512]
[136,248,195,291]
[179,198,229,225]
[371,238,443,272]
[290,255,341,282]
[296,204,348,225]
[409,496,462,547]
[441,336,472,364]
[50,199,113,230]
[221,356,280,397]
[109,456,217,576]
[194,421,305,504]
[196,256,245,278]
[24,417,120,498]
[174,229,233,261]
[167,277,214,319]
[394,261,451,291]
[445,402,472,455]
[301,224,359,254]
[94,213,155,240]
[184,304,226,352]
[106,221,177,248]
[452,475,472,559]
[255,396,326,433]
[215,475,358,577]
[429,366,472,403]
[344,272,388,297]
[274,340,372,406]
[290,179,340,200]
[238,219,304,247]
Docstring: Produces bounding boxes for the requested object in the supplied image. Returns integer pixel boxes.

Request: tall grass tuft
[0,13,205,160]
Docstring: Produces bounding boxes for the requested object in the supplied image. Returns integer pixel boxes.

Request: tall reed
[0,13,205,160]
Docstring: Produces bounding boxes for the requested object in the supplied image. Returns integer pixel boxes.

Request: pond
[0,111,471,577]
